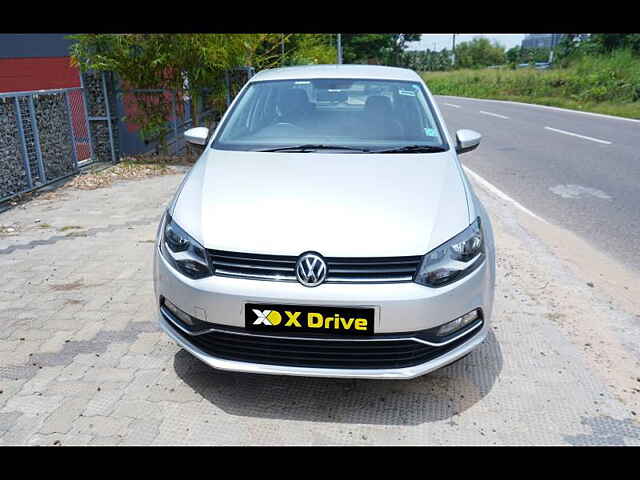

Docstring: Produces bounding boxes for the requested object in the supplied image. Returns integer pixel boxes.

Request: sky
[407,34,526,52]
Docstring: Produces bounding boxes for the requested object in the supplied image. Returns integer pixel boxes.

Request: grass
[421,50,640,119]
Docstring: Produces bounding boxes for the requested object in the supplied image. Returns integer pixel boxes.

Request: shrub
[421,49,640,118]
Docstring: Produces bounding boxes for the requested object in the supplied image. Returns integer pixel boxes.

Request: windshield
[212,78,448,152]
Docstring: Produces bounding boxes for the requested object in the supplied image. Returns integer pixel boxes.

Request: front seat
[364,95,403,139]
[277,88,312,125]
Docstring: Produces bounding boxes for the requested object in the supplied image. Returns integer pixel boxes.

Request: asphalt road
[435,95,640,272]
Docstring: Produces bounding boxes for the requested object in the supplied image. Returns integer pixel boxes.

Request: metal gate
[0,87,93,202]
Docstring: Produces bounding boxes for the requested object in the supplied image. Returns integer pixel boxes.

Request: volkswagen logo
[295,252,327,287]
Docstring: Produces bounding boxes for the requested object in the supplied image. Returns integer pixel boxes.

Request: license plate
[245,303,375,336]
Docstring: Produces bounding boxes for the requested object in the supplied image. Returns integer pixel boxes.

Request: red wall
[0,57,80,93]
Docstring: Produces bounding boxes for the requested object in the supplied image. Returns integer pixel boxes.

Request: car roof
[249,64,422,83]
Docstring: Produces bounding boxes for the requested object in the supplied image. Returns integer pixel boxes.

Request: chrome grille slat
[329,266,417,274]
[209,253,296,265]
[325,258,421,265]
[213,260,293,272]
[207,249,422,284]
[215,269,297,281]
[327,276,414,283]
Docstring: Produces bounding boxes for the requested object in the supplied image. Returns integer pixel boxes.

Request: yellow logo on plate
[266,310,282,325]
[252,309,282,326]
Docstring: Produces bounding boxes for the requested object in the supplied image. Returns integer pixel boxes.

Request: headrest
[279,88,311,116]
[365,95,393,115]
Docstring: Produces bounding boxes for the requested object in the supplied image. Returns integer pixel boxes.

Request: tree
[554,34,584,63]
[454,38,506,68]
[280,34,336,66]
[522,47,551,64]
[341,34,421,65]
[586,34,640,54]
[70,34,283,152]
[506,45,521,64]
[552,34,629,63]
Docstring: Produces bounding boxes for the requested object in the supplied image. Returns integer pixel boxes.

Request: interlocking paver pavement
[1,170,639,445]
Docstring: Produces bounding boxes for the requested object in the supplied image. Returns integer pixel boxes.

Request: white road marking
[444,103,461,108]
[549,184,612,200]
[479,110,509,119]
[544,126,612,145]
[463,166,549,224]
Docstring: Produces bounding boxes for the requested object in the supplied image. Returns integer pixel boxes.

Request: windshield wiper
[256,144,369,153]
[370,145,448,154]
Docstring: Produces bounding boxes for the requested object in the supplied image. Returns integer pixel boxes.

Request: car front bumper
[154,241,495,379]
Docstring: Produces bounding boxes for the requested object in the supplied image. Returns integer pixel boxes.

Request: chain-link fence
[0,87,92,202]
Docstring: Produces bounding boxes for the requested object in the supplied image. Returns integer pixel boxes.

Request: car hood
[171,149,470,257]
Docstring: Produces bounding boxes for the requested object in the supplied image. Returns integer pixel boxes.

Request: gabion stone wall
[34,93,76,181]
[89,122,116,162]
[82,71,120,163]
[0,98,28,199]
[16,96,44,186]
[0,90,82,201]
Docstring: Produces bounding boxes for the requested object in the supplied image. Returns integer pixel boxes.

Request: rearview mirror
[184,127,209,146]
[455,129,482,154]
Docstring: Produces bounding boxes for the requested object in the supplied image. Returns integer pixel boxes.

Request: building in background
[0,34,79,93]
[521,34,564,50]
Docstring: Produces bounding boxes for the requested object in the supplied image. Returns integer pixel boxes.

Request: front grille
[207,250,422,284]
[167,319,474,369]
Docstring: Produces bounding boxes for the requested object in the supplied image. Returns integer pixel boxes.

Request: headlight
[414,217,485,287]
[160,212,213,279]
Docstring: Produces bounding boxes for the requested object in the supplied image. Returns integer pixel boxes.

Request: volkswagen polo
[153,64,495,379]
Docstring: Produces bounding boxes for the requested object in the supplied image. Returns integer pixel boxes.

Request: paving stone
[88,435,123,446]
[44,380,98,398]
[72,320,106,342]
[57,362,93,382]
[18,366,65,396]
[123,369,164,401]
[69,415,132,438]
[39,331,76,353]
[112,400,166,421]
[82,389,124,417]
[2,393,64,417]
[83,366,135,383]
[26,432,93,446]
[120,418,161,445]
[128,333,160,355]
[0,411,22,433]
[118,353,166,371]
[39,395,91,434]
[1,414,45,444]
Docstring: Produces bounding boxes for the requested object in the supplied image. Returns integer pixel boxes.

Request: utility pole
[452,34,456,68]
[281,34,285,66]
[548,33,559,64]
[337,33,343,64]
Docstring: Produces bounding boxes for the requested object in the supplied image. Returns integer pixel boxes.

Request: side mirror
[455,129,482,154]
[184,127,209,146]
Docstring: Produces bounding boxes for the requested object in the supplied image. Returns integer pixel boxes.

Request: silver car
[153,65,495,379]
